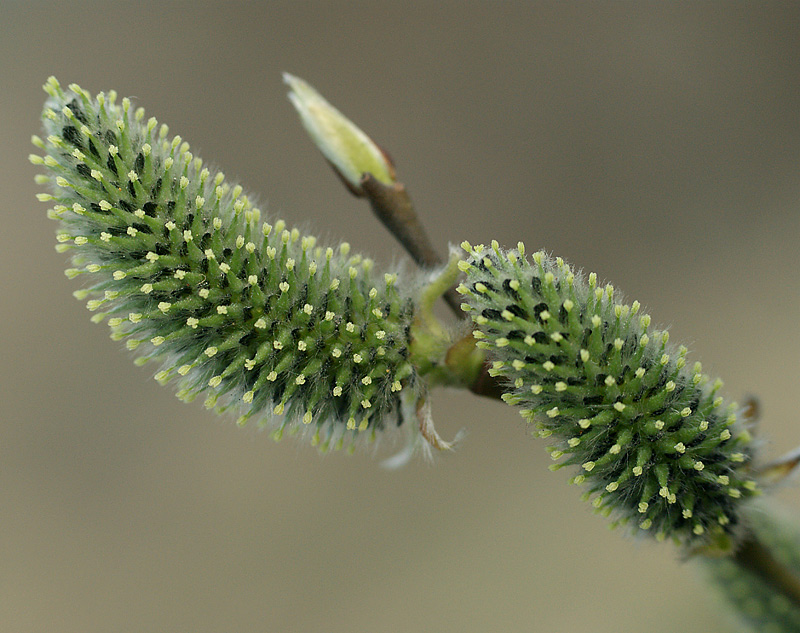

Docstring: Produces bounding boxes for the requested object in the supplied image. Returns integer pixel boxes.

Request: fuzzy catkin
[457,241,759,546]
[33,77,418,450]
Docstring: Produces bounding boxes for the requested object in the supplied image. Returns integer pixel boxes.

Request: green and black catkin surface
[33,78,418,451]
[457,242,759,545]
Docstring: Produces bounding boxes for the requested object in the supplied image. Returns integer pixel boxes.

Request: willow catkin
[32,77,419,451]
[457,241,759,545]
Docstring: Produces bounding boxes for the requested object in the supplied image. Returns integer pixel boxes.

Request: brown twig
[359,174,463,317]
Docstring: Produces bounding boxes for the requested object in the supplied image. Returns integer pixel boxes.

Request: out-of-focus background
[2,3,799,632]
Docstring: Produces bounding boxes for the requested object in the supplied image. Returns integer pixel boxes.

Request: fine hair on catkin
[33,77,422,453]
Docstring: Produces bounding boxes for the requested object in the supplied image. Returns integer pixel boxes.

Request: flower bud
[284,73,395,196]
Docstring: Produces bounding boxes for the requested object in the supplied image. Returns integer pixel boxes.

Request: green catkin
[33,77,418,449]
[457,241,759,546]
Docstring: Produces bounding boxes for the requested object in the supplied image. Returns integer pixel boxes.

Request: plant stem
[359,174,463,317]
[733,533,800,607]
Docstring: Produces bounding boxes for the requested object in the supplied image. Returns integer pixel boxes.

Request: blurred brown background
[2,3,799,632]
